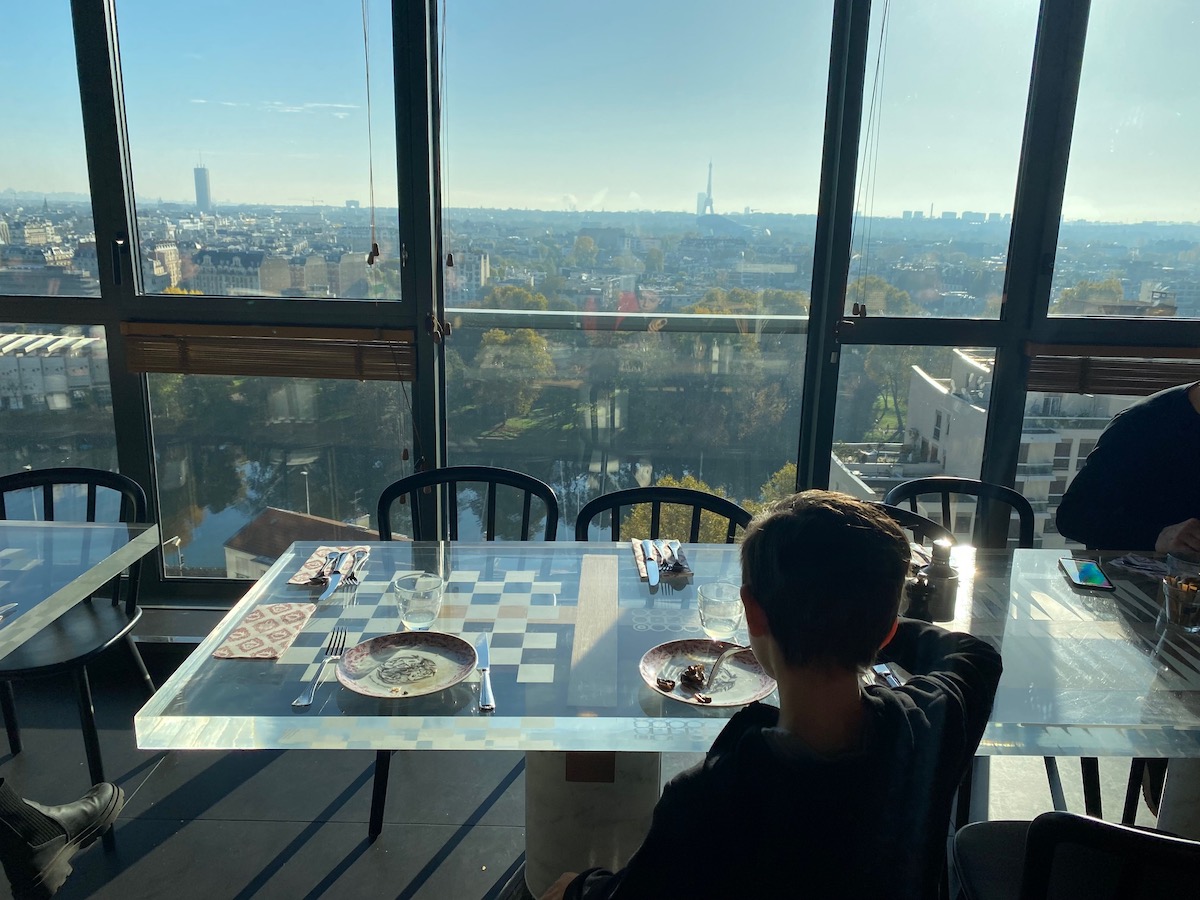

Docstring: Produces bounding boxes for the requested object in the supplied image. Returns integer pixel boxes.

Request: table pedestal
[1157,759,1200,840]
[524,750,661,897]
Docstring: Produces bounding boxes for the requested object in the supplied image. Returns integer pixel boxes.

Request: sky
[2,0,1198,222]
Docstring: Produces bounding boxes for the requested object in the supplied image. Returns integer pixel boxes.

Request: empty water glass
[697,581,743,642]
[391,572,444,631]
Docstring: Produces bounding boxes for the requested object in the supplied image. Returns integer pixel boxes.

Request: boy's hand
[1157,518,1200,554]
[540,872,579,900]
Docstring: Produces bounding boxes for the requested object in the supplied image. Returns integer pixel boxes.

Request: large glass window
[846,0,1039,318]
[115,0,402,300]
[148,375,413,578]
[0,324,117,475]
[0,2,101,298]
[440,0,830,524]
[1052,1,1200,319]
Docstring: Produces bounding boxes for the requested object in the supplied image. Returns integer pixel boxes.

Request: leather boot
[0,779,124,899]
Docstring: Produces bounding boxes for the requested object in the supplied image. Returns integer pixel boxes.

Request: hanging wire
[439,0,453,269]
[849,0,892,311]
[362,0,380,268]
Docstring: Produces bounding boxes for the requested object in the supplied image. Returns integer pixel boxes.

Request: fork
[343,549,370,606]
[292,626,347,707]
[655,541,676,595]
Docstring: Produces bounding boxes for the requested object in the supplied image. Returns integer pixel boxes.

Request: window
[115,0,402,300]
[1051,1,1200,319]
[440,0,830,521]
[846,0,1039,318]
[0,324,117,475]
[0,3,100,298]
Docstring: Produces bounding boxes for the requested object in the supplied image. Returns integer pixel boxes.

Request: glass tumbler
[1163,552,1200,633]
[392,572,445,631]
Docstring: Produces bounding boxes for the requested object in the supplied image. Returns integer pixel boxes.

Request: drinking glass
[697,581,743,641]
[1163,552,1200,633]
[391,572,445,631]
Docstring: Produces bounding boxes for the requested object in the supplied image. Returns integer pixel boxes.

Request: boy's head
[739,490,910,671]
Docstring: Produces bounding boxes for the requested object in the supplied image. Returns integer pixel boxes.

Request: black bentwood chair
[368,466,559,837]
[575,486,752,544]
[0,467,156,789]
[954,811,1200,900]
[377,465,559,542]
[871,501,957,547]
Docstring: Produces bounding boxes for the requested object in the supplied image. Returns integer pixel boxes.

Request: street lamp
[300,469,311,515]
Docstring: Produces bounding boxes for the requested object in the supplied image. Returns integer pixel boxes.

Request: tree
[472,328,555,422]
[572,235,598,268]
[644,247,664,273]
[479,284,549,310]
[1050,277,1125,315]
[744,462,798,515]
[846,275,921,316]
[620,473,746,544]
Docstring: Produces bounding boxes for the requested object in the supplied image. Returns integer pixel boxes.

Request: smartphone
[870,663,903,688]
[1058,557,1115,591]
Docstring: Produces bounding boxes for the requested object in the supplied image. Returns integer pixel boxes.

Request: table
[135,542,1200,887]
[0,520,161,662]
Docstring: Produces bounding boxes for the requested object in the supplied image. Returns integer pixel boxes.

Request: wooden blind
[121,322,416,382]
[1027,343,1200,396]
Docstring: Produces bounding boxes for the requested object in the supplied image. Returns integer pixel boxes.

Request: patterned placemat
[213,602,317,659]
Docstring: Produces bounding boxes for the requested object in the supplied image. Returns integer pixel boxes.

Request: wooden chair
[369,465,558,837]
[0,467,155,789]
[377,465,559,542]
[954,810,1200,900]
[871,501,957,546]
[575,486,752,544]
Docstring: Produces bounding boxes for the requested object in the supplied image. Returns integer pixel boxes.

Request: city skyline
[3,1,1199,222]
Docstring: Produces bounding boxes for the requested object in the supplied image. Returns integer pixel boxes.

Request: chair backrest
[575,486,752,543]
[0,466,149,613]
[884,476,1035,549]
[377,466,559,542]
[870,501,957,547]
[1020,810,1200,899]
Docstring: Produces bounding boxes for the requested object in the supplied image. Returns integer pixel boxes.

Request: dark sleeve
[1055,406,1166,550]
[565,777,711,900]
[877,618,1002,754]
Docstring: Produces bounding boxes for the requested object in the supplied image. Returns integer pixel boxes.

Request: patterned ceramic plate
[639,639,776,708]
[337,632,477,699]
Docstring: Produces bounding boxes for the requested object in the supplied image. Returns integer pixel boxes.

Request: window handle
[111,236,127,286]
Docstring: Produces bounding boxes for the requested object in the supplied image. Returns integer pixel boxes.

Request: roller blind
[121,322,416,382]
[1026,344,1200,396]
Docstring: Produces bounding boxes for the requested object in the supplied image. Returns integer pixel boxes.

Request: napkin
[212,602,316,659]
[630,539,691,580]
[288,545,372,585]
[1106,554,1169,577]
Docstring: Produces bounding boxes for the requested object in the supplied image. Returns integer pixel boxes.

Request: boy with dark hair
[543,490,1002,900]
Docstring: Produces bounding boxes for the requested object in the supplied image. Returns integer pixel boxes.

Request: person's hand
[1155,518,1200,554]
[539,872,579,900]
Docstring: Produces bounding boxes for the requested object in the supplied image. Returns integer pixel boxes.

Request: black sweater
[1055,382,1200,550]
[566,621,1002,900]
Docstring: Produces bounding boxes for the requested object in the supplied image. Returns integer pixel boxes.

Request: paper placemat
[288,545,371,585]
[212,602,317,659]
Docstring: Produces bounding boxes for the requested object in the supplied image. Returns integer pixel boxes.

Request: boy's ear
[740,585,769,637]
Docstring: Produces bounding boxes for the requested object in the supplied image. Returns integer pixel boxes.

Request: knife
[476,633,495,712]
[643,539,659,587]
[318,551,347,601]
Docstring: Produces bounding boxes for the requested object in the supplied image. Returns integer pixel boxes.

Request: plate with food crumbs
[337,632,476,699]
[639,639,776,707]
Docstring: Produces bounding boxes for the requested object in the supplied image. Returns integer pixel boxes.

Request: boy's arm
[877,618,1002,740]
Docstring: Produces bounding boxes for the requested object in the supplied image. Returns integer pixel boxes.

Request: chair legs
[1080,757,1103,818]
[369,750,393,839]
[0,681,21,755]
[125,634,155,695]
[1044,757,1067,811]
[74,667,105,786]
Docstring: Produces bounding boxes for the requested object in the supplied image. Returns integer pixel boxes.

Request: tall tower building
[194,165,212,213]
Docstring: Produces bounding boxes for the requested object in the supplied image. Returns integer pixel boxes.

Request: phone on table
[1058,557,1115,591]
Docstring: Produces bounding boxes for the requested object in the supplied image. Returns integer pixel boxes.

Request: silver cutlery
[318,551,349,601]
[654,540,675,594]
[343,549,369,606]
[643,539,660,588]
[292,626,346,708]
[476,633,495,712]
[705,644,755,690]
[0,603,18,615]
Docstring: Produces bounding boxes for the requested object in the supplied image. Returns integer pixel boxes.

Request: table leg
[369,749,392,839]
[523,751,661,898]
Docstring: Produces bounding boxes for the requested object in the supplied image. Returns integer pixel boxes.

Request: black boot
[0,779,124,899]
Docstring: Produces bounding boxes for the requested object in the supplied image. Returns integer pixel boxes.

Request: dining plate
[337,632,477,699]
[639,639,776,707]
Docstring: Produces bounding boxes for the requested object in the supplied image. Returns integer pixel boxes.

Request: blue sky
[2,0,1197,222]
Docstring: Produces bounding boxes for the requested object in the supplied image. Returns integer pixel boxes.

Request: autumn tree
[1049,277,1125,315]
[619,473,746,543]
[572,235,598,268]
[472,328,556,422]
[845,275,921,316]
[479,284,549,310]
